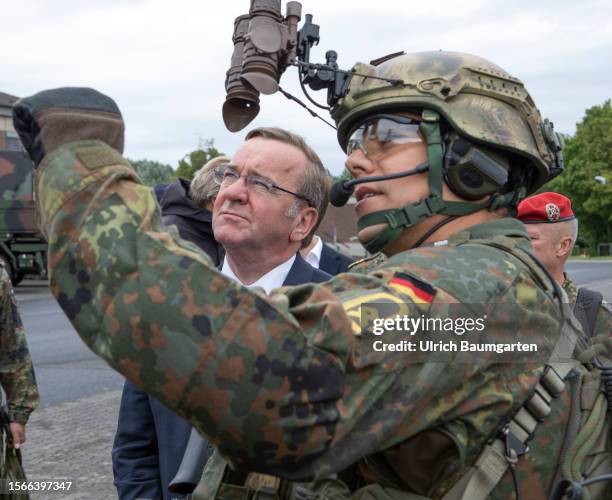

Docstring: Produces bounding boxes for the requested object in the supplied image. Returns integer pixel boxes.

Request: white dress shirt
[220,254,296,294]
[304,236,323,269]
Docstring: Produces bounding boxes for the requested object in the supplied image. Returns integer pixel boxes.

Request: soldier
[518,191,612,339]
[0,259,39,481]
[11,52,610,498]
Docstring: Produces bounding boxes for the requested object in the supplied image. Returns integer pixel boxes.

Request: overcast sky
[2,0,611,174]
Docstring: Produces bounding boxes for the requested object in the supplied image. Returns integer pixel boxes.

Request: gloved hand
[12,87,125,167]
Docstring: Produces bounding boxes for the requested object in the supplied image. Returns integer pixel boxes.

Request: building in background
[0,92,23,151]
[318,199,367,259]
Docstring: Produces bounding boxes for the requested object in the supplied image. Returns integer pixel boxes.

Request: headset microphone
[329,162,429,207]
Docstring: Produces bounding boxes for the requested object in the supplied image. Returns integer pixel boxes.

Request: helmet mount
[222,5,563,253]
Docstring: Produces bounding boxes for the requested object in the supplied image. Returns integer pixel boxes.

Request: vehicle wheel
[12,271,25,286]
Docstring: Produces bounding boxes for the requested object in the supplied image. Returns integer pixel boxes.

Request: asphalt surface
[11,260,612,499]
[566,260,612,300]
[15,280,124,499]
[17,283,124,407]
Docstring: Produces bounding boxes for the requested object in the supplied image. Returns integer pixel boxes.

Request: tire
[12,271,25,286]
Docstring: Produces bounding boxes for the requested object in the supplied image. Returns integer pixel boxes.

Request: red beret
[517,192,575,224]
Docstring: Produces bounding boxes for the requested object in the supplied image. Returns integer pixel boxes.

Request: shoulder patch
[341,291,407,337]
[389,272,436,307]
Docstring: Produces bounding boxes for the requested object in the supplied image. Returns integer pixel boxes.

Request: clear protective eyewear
[347,114,423,158]
[213,164,314,206]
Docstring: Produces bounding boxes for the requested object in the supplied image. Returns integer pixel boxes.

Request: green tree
[547,100,612,254]
[129,159,176,187]
[334,167,353,182]
[176,139,224,180]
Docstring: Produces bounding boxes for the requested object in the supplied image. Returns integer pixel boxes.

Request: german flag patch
[389,272,436,307]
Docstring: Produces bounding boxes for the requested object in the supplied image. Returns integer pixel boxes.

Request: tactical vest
[192,235,612,500]
[573,288,604,339]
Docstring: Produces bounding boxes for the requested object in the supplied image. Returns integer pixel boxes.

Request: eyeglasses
[213,164,314,207]
[347,114,422,158]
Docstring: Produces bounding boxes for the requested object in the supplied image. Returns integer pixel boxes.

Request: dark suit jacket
[319,242,354,275]
[284,252,331,285]
[112,382,193,500]
[112,253,329,500]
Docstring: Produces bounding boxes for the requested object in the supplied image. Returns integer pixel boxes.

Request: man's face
[525,223,561,272]
[212,137,314,256]
[345,114,429,245]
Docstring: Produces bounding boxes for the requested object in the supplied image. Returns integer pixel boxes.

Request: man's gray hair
[245,127,329,246]
[562,217,579,253]
[189,156,230,207]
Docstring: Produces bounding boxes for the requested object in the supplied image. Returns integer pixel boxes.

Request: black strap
[574,288,603,338]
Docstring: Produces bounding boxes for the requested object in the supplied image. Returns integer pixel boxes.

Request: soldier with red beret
[518,192,611,339]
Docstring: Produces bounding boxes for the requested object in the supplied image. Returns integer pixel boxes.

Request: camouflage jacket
[34,140,580,498]
[0,262,39,424]
[563,273,612,339]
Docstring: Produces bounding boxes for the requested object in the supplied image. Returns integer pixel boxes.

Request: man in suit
[301,235,354,275]
[168,127,332,496]
[112,159,226,500]
[114,128,331,499]
[212,127,331,289]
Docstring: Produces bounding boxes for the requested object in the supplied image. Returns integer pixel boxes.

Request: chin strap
[357,110,525,254]
[358,110,482,253]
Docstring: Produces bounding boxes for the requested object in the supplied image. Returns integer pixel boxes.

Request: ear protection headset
[443,133,510,200]
[333,110,523,254]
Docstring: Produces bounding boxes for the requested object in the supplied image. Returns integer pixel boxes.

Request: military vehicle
[0,151,48,284]
[0,91,47,285]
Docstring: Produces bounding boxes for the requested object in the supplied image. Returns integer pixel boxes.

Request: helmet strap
[357,110,491,254]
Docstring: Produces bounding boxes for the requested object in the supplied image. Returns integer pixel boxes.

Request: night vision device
[222,0,351,132]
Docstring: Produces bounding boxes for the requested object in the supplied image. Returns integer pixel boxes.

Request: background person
[518,191,611,338]
[0,259,39,485]
[157,156,229,266]
[300,234,354,275]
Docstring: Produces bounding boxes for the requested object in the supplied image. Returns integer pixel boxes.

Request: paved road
[18,282,124,407]
[16,281,123,499]
[566,260,612,300]
[12,261,612,498]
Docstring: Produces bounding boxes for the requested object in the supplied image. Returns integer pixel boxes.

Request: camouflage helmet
[331,51,563,193]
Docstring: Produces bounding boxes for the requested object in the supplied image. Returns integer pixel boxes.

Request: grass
[569,255,612,261]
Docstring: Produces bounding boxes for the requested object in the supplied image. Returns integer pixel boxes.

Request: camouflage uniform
[563,273,612,339]
[24,139,577,498]
[347,252,387,274]
[0,261,39,424]
[12,49,605,497]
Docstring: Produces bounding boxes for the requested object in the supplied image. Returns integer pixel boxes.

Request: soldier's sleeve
[34,140,542,479]
[0,266,40,424]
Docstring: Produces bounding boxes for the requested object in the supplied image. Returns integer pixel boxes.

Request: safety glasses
[347,114,423,158]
